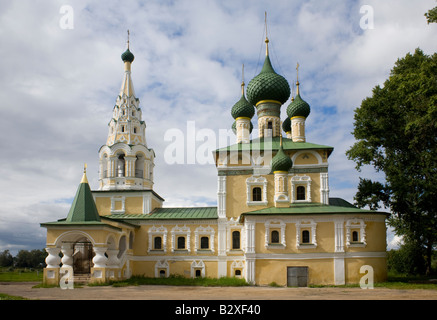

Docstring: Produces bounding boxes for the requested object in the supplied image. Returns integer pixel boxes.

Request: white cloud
[0,0,436,253]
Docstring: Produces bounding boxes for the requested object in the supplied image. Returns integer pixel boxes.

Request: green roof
[287,93,311,119]
[215,136,333,155]
[106,207,218,221]
[66,176,101,222]
[271,144,293,172]
[246,54,290,106]
[242,199,387,217]
[231,94,255,119]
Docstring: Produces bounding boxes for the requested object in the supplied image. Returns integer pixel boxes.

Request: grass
[0,268,43,282]
[89,275,250,287]
[0,293,29,300]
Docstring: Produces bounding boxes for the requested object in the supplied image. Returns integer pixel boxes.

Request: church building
[41,28,387,287]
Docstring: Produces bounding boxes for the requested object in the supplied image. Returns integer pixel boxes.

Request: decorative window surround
[246,175,268,206]
[191,260,205,278]
[290,175,312,203]
[346,219,367,248]
[148,226,167,253]
[111,196,126,214]
[171,225,191,253]
[227,218,244,252]
[264,220,286,249]
[296,219,317,249]
[194,226,215,253]
[155,260,169,278]
[231,260,245,278]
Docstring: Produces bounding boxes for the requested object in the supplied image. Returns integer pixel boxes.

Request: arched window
[159,270,166,278]
[177,236,185,249]
[154,236,162,250]
[195,270,201,278]
[129,232,134,249]
[117,154,125,177]
[252,187,262,202]
[297,186,306,200]
[302,230,310,244]
[200,236,209,249]
[232,231,240,250]
[271,230,280,243]
[352,231,359,242]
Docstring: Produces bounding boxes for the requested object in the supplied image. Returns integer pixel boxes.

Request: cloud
[0,0,436,254]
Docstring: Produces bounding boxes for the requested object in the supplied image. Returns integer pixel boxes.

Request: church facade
[41,31,387,287]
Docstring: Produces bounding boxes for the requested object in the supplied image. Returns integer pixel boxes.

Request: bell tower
[98,31,155,191]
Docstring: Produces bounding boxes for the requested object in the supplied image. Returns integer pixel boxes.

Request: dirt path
[1,282,437,300]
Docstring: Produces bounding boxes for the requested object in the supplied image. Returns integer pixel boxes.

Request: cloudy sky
[0,0,436,255]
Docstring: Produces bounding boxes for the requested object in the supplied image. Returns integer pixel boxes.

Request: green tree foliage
[346,49,437,274]
[0,250,14,267]
[425,3,437,24]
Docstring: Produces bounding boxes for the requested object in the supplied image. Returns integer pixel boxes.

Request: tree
[346,48,437,274]
[425,3,437,24]
[0,250,14,267]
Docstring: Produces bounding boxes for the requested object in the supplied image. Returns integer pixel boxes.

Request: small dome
[287,93,310,119]
[231,94,255,119]
[246,55,290,106]
[271,144,293,172]
[121,48,135,63]
[282,117,291,133]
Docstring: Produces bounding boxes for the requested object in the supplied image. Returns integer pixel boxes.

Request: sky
[0,0,436,255]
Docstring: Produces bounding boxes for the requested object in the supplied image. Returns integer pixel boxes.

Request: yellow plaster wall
[95,197,111,216]
[125,196,143,214]
[345,257,387,283]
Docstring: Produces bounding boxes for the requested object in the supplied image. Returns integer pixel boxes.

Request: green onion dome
[121,48,135,63]
[282,117,291,133]
[246,55,290,106]
[271,143,293,172]
[231,94,255,119]
[232,120,253,135]
[286,93,311,119]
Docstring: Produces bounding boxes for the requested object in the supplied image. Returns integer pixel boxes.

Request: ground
[1,282,437,300]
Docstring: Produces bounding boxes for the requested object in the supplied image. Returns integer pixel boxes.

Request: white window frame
[264,220,286,249]
[171,225,191,253]
[111,196,126,214]
[290,175,312,203]
[346,218,367,248]
[246,175,268,206]
[296,219,317,249]
[194,226,215,253]
[148,225,167,253]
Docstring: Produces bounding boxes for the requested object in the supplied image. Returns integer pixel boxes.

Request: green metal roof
[215,136,333,155]
[242,199,387,217]
[106,207,218,221]
[66,178,101,223]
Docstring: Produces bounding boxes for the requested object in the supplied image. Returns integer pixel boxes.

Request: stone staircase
[73,274,91,285]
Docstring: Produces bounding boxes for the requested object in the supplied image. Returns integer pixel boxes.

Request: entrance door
[73,242,93,275]
[287,266,308,287]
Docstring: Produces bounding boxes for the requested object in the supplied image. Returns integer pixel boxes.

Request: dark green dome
[121,48,135,63]
[232,120,253,135]
[287,93,311,119]
[282,117,291,133]
[246,55,290,106]
[231,94,255,119]
[271,144,293,172]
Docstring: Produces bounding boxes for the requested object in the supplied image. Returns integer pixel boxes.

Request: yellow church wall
[345,257,387,283]
[125,196,143,214]
[254,221,335,254]
[255,259,334,286]
[346,220,387,253]
[95,197,111,216]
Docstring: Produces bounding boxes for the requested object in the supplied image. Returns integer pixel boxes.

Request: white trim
[264,220,286,249]
[194,226,215,253]
[171,225,191,253]
[246,175,268,206]
[346,218,367,248]
[295,219,317,249]
[148,225,167,253]
[191,260,205,278]
[290,175,312,203]
[155,260,169,278]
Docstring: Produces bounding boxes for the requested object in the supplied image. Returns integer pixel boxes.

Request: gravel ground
[1,282,437,300]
